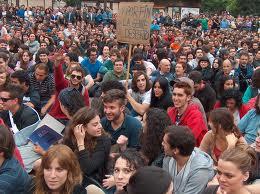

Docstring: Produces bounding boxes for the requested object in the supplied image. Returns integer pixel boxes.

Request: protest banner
[117,2,154,45]
[116,2,154,83]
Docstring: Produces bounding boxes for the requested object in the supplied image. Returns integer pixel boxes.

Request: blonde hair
[34,145,82,194]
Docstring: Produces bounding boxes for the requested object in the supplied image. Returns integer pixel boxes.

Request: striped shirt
[29,73,55,102]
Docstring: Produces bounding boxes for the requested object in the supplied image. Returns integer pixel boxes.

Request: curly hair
[220,88,242,109]
[140,108,171,164]
[34,145,82,194]
[131,71,151,93]
[218,75,235,98]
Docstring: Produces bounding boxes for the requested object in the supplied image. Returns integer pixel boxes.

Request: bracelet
[78,144,85,148]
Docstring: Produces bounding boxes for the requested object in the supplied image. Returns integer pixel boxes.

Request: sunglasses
[0,97,13,102]
[70,74,82,80]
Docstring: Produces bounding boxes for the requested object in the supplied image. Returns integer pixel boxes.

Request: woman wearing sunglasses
[49,54,90,121]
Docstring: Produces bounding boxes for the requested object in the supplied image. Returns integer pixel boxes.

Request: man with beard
[49,54,90,123]
[101,89,141,150]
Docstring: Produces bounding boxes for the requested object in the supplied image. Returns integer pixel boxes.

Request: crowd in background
[0,3,260,194]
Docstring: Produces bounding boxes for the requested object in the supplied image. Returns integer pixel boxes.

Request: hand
[53,52,64,67]
[33,143,45,155]
[73,124,86,145]
[216,187,227,194]
[226,133,238,147]
[41,106,48,116]
[117,135,128,151]
[102,175,115,189]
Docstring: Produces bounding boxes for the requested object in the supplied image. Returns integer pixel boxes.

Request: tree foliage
[201,0,259,16]
[63,0,82,7]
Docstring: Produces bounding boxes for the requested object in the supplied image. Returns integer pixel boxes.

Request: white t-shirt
[233,110,240,125]
[128,89,151,105]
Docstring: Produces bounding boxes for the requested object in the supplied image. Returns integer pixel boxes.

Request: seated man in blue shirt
[0,125,33,193]
[101,89,141,150]
[81,47,107,82]
[151,58,174,83]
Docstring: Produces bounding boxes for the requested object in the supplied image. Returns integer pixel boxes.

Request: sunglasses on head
[70,74,82,80]
[0,97,13,102]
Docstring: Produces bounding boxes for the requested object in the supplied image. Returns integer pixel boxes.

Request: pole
[125,44,132,89]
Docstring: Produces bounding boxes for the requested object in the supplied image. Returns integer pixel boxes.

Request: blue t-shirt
[81,58,104,79]
[101,115,141,149]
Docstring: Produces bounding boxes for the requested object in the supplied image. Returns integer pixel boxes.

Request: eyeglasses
[70,74,82,80]
[0,97,13,102]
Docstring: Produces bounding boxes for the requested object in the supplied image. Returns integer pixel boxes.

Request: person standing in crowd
[163,125,214,194]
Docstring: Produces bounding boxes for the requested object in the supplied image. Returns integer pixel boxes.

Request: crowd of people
[0,3,260,194]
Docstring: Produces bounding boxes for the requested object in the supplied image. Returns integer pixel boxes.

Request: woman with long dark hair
[63,107,111,185]
[200,108,246,164]
[214,89,249,125]
[150,77,173,111]
[140,108,171,166]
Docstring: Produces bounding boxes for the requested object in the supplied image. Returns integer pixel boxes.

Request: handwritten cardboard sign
[117,2,154,45]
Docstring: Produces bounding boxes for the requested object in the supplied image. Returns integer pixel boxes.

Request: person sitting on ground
[102,58,129,83]
[189,70,216,114]
[217,75,236,99]
[238,94,260,145]
[214,88,249,125]
[49,54,90,122]
[10,70,40,111]
[150,76,173,111]
[0,84,40,132]
[102,149,145,194]
[101,89,142,150]
[203,147,257,194]
[0,125,33,194]
[140,108,171,167]
[34,144,87,194]
[63,107,111,185]
[242,68,260,103]
[168,81,208,146]
[122,166,173,194]
[200,108,246,164]
[163,125,214,194]
[151,59,174,83]
[127,71,151,116]
[29,63,55,116]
